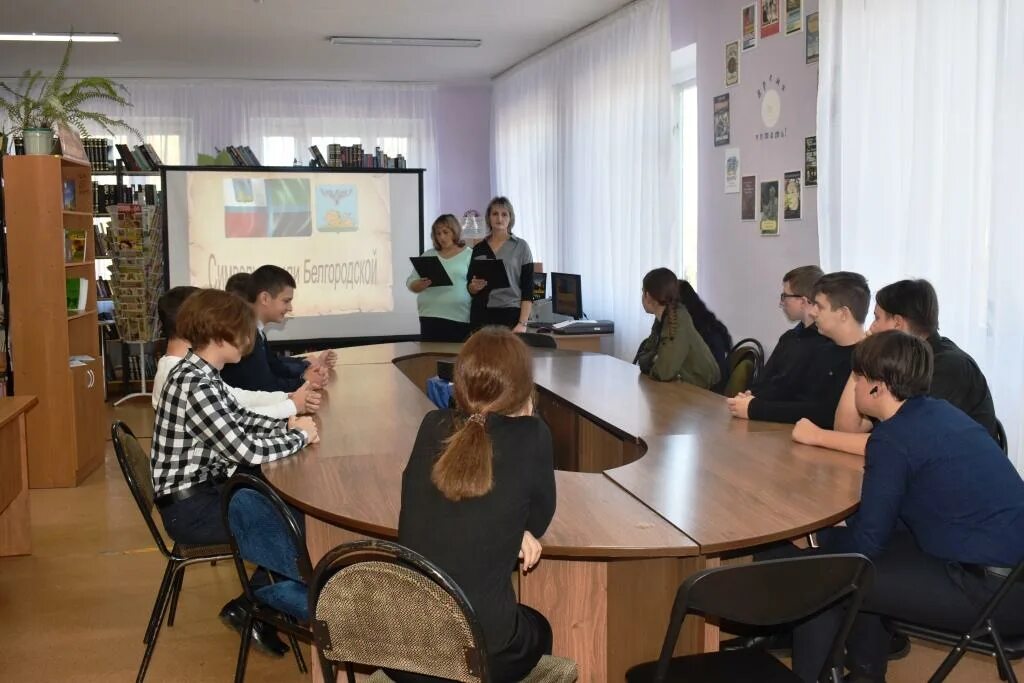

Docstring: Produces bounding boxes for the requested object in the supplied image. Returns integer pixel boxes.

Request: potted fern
[0,37,140,155]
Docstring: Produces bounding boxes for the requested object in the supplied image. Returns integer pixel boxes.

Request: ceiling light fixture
[328,36,481,48]
[0,32,121,43]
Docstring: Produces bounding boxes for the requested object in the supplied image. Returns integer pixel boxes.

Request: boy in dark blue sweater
[792,331,1024,682]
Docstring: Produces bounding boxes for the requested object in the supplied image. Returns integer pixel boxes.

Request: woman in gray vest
[467,197,535,332]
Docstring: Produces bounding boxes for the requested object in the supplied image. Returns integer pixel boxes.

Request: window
[262,136,297,167]
[677,82,698,286]
[376,137,409,159]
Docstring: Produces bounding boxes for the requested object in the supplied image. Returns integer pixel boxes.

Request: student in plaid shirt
[151,288,318,655]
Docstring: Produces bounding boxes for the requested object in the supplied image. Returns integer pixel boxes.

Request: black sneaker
[218,598,289,657]
[888,632,911,660]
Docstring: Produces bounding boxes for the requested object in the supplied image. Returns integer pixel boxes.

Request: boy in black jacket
[220,265,333,392]
[727,271,868,427]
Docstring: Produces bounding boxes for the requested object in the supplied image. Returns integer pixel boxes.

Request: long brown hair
[643,267,681,339]
[431,326,534,501]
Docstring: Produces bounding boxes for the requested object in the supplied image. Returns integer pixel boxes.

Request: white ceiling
[0,0,632,82]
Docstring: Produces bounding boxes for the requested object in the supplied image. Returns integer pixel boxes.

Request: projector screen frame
[159,165,427,349]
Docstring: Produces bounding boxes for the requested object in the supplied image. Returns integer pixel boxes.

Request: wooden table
[0,396,38,557]
[540,331,613,354]
[264,343,863,682]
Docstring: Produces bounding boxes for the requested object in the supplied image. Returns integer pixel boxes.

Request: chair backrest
[653,554,873,683]
[517,332,558,349]
[310,539,490,682]
[222,473,311,590]
[996,418,1009,455]
[110,420,173,558]
[719,338,765,396]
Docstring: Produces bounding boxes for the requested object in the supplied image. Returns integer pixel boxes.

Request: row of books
[82,137,115,172]
[319,144,407,169]
[92,182,158,215]
[217,145,262,167]
[116,143,164,173]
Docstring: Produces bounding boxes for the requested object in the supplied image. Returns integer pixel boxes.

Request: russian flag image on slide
[224,177,269,238]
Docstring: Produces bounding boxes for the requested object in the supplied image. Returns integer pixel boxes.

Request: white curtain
[84,79,440,234]
[818,0,1024,469]
[492,0,674,359]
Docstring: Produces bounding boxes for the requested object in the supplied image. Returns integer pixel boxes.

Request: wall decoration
[725,148,741,193]
[725,41,740,87]
[760,0,780,39]
[760,180,779,235]
[741,176,757,220]
[742,4,758,51]
[785,0,803,35]
[805,136,818,186]
[714,94,731,147]
[806,12,820,63]
[784,171,802,220]
[754,74,788,142]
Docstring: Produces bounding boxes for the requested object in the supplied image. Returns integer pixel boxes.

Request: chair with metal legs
[111,421,234,682]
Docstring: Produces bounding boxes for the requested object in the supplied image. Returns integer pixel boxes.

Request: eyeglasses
[779,293,805,302]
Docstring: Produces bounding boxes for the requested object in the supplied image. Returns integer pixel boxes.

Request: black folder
[468,258,511,289]
[409,256,454,287]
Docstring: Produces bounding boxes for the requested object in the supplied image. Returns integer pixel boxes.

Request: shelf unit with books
[2,155,106,488]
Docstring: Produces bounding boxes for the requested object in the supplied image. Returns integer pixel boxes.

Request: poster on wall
[725,41,740,87]
[713,94,731,147]
[741,176,757,220]
[806,12,820,63]
[760,180,779,235]
[805,136,817,186]
[742,4,758,51]
[760,0,780,39]
[784,171,802,220]
[725,148,741,193]
[785,0,803,34]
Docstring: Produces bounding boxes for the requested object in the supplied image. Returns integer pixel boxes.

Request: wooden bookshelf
[3,155,105,488]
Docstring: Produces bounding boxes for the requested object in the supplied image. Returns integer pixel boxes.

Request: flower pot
[22,127,55,155]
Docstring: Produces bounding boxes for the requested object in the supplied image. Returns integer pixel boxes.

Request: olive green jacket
[633,304,721,389]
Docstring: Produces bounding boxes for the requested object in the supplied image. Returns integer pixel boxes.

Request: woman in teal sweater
[633,268,721,388]
[407,214,473,342]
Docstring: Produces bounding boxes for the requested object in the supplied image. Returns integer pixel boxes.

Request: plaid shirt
[151,351,307,496]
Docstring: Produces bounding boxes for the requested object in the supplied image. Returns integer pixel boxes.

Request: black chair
[996,418,1009,455]
[891,559,1024,682]
[110,421,234,683]
[625,554,873,683]
[309,539,577,682]
[517,332,559,349]
[222,473,313,682]
[720,337,765,397]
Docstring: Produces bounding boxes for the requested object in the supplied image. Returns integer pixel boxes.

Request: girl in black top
[397,327,557,682]
[678,280,734,389]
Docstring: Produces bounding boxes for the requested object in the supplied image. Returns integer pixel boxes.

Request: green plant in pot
[0,37,141,156]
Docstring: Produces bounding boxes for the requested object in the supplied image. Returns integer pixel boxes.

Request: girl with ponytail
[634,267,722,388]
[397,326,556,682]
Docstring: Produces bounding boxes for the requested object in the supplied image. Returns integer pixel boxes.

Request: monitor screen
[532,272,547,301]
[551,272,583,319]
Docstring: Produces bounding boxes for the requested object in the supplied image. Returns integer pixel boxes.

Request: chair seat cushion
[254,579,308,622]
[626,649,801,683]
[522,654,578,682]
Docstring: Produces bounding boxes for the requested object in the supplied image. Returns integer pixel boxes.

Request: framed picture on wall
[806,12,820,63]
[725,148,741,193]
[741,176,757,220]
[784,171,802,220]
[805,136,818,186]
[725,41,740,87]
[760,0,780,39]
[760,180,779,235]
[713,94,731,147]
[785,0,803,35]
[742,4,758,51]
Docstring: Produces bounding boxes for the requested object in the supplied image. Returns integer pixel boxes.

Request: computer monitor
[551,272,583,319]
[531,272,547,301]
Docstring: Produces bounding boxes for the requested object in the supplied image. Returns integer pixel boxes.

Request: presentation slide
[164,168,424,341]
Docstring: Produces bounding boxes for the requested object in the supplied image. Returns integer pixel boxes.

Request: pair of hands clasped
[287,349,340,444]
[725,390,824,446]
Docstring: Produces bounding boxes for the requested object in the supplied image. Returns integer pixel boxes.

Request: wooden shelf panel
[60,156,91,168]
[62,210,93,218]
[67,309,97,322]
[65,260,96,269]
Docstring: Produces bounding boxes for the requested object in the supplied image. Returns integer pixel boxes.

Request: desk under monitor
[263,343,863,682]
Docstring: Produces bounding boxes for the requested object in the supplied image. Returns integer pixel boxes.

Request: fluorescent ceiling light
[328,36,480,48]
[0,33,121,43]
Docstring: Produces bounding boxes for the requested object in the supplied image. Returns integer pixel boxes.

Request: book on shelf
[143,143,163,167]
[96,277,112,299]
[94,224,110,257]
[130,147,153,172]
[64,229,88,262]
[62,179,77,210]
[83,137,113,172]
[65,277,89,314]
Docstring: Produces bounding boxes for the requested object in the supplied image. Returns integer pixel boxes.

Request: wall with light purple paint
[673,0,821,349]
[436,84,493,220]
